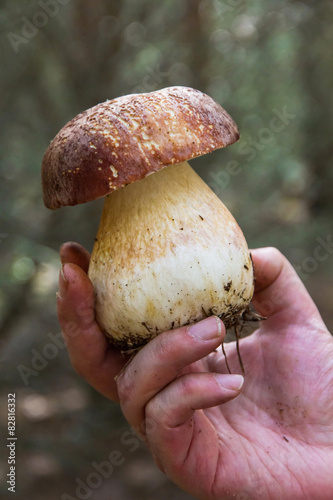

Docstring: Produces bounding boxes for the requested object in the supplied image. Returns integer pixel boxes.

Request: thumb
[251,247,322,328]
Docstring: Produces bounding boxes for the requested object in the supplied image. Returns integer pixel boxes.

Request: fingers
[146,372,243,428]
[145,372,243,471]
[116,316,225,433]
[251,247,321,326]
[57,262,125,401]
[60,241,91,273]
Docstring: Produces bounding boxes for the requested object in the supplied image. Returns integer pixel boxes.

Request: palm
[58,244,333,500]
[181,317,333,499]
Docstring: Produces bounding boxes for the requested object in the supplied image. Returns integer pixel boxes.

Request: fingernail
[215,374,244,391]
[59,243,66,263]
[58,264,69,299]
[188,316,222,341]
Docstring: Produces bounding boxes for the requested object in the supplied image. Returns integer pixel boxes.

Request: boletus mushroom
[42,86,255,352]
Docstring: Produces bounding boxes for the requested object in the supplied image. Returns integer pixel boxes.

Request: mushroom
[42,86,254,351]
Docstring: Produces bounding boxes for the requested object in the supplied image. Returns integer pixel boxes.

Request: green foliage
[0,1,332,498]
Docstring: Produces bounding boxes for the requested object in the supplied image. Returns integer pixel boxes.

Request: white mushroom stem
[88,162,254,349]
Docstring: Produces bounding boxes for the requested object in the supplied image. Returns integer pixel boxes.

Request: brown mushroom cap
[42,86,239,209]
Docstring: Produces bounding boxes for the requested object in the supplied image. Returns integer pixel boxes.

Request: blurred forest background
[0,0,332,499]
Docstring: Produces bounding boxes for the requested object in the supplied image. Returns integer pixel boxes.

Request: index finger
[116,315,225,433]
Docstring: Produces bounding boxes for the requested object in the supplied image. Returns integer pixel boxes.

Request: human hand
[57,242,333,500]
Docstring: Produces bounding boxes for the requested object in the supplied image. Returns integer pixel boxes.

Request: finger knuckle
[153,330,184,369]
[116,369,134,407]
[178,375,196,396]
[145,397,164,425]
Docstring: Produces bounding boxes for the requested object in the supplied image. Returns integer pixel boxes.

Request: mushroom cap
[42,86,239,209]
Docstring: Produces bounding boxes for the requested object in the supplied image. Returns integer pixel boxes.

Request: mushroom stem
[88,161,254,350]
